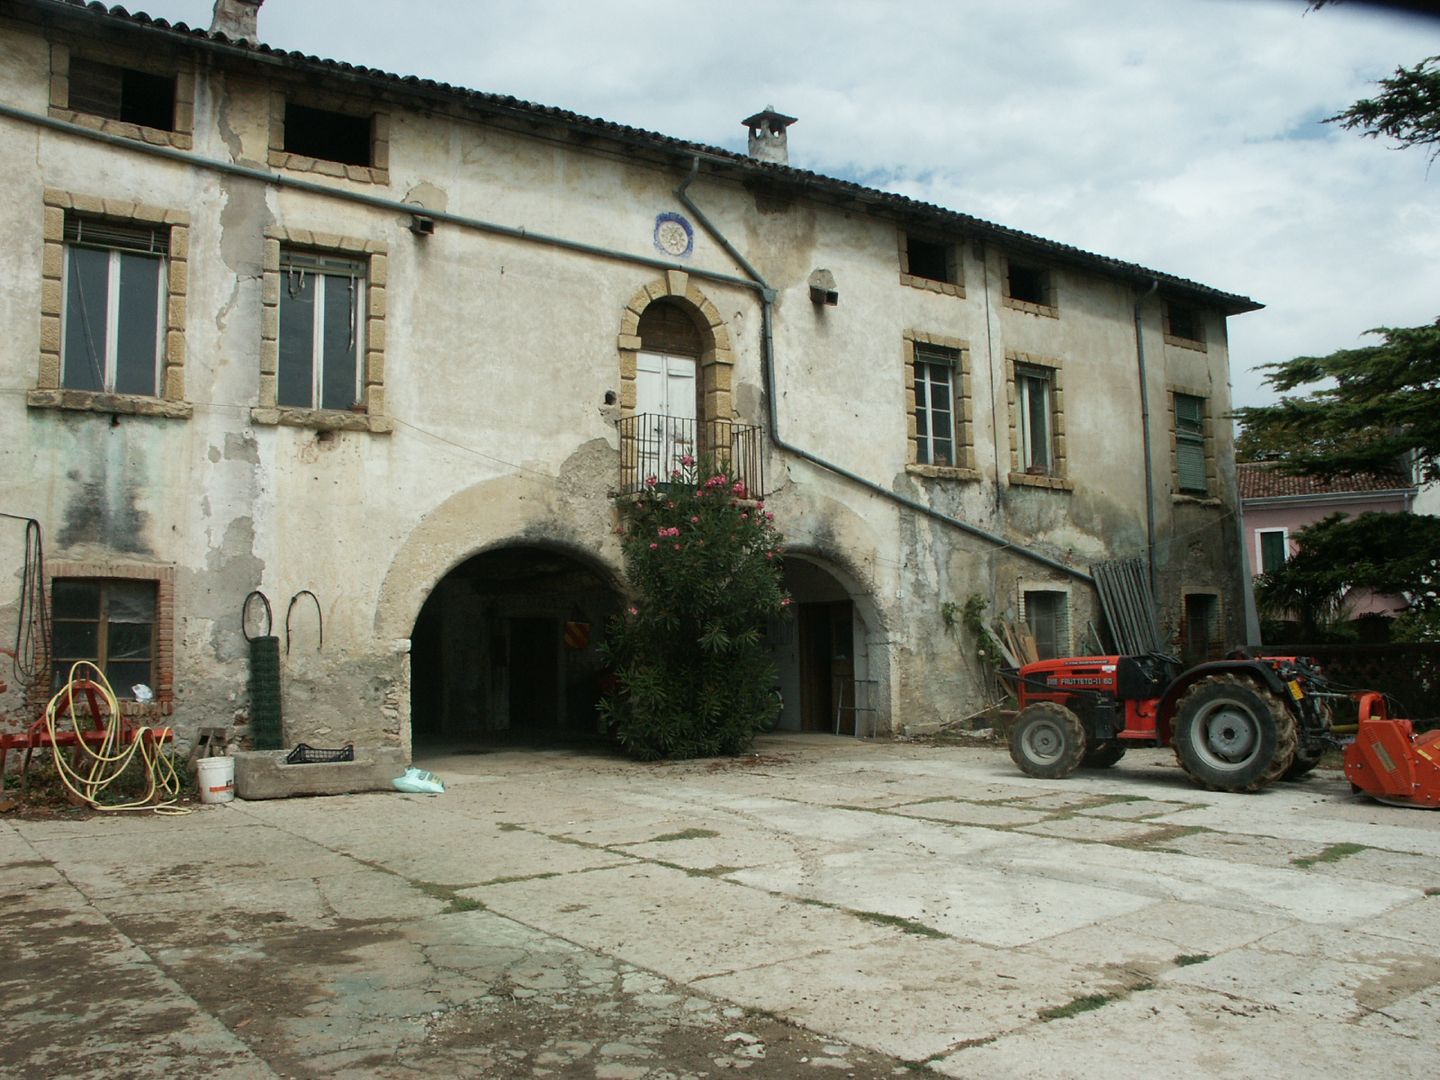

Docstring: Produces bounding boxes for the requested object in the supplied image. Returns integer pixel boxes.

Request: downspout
[1134,279,1159,594]
[676,158,1092,585]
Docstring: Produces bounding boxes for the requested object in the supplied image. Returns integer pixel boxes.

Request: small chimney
[210,0,264,41]
[742,106,797,165]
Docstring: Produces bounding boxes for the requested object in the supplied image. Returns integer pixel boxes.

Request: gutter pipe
[676,159,1093,585]
[1134,279,1159,594]
[2,102,1092,584]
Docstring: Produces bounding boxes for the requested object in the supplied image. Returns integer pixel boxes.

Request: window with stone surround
[40,563,175,717]
[268,91,390,184]
[29,190,191,419]
[1172,391,1212,497]
[1005,351,1070,490]
[48,44,194,150]
[899,231,964,297]
[254,228,390,433]
[1165,302,1206,351]
[1002,257,1057,318]
[902,333,974,477]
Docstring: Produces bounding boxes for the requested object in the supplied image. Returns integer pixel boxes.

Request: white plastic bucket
[196,755,235,804]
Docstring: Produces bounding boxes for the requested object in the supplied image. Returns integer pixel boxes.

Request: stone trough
[232,747,408,800]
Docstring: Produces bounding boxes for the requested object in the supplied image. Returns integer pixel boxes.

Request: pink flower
[680,454,695,467]
[627,605,639,616]
[780,597,792,607]
[740,513,749,521]
[645,475,658,488]
[755,500,765,509]
[732,481,747,497]
[690,515,700,524]
[671,468,682,479]
[673,543,681,551]
[765,552,773,560]
[649,542,658,550]
[765,511,774,521]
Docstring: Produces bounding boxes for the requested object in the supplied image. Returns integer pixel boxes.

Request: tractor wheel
[1282,742,1325,780]
[1009,702,1086,780]
[1082,741,1127,769]
[1172,676,1297,793]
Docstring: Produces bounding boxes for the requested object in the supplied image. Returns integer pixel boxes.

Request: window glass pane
[107,621,154,661]
[107,581,156,622]
[278,268,316,407]
[932,438,953,466]
[53,580,101,619]
[52,621,99,658]
[106,661,152,698]
[114,251,161,396]
[63,246,110,392]
[320,273,359,410]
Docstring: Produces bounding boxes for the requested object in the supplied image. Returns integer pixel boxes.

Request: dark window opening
[1182,593,1221,664]
[68,57,175,132]
[51,578,157,698]
[1167,303,1202,342]
[906,234,953,284]
[284,102,372,166]
[1007,262,1050,305]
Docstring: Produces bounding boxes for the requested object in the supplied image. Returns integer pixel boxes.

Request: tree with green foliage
[1327,49,1440,159]
[599,460,788,760]
[1233,321,1440,482]
[1256,512,1440,640]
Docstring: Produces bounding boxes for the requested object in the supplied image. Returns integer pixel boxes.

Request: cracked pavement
[1,734,1436,1077]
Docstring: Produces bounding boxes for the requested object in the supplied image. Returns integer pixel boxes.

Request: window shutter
[1175,394,1207,493]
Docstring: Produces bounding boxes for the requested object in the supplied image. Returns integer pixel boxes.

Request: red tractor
[1003,652,1333,793]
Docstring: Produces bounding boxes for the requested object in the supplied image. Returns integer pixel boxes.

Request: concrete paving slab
[1161,946,1392,1021]
[730,846,1154,947]
[883,798,1052,827]
[1162,828,1332,869]
[694,934,1097,1061]
[932,984,1431,1080]
[1016,898,1295,968]
[1349,895,1440,948]
[471,861,894,982]
[1309,845,1440,891]
[1016,814,1171,844]
[1074,796,1202,820]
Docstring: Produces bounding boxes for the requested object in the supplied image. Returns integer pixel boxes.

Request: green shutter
[1175,394,1207,493]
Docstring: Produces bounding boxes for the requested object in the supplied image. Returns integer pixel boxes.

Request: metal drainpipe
[1134,279,1160,595]
[675,158,1093,585]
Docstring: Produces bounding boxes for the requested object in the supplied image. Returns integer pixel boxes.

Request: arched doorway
[410,545,620,749]
[771,557,879,736]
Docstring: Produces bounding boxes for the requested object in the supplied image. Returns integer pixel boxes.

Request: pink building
[1237,463,1417,618]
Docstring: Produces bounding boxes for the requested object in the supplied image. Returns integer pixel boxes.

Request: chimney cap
[742,105,798,133]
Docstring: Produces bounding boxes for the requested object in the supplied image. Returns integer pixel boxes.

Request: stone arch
[616,272,736,423]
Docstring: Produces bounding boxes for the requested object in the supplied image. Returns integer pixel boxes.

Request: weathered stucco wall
[0,5,1250,750]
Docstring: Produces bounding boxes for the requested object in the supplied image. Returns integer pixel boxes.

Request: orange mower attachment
[1344,693,1440,810]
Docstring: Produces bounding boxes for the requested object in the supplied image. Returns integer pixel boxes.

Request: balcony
[616,414,766,498]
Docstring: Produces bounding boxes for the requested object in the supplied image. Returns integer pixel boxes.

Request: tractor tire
[1282,742,1325,780]
[1009,702,1086,780]
[1172,676,1297,793]
[1082,741,1127,769]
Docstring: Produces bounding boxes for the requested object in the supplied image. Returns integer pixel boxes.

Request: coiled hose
[45,662,188,815]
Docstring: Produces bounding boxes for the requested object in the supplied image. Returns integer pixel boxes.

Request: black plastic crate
[284,743,354,765]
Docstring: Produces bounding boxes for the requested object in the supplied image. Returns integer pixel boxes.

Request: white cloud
[133,0,1440,405]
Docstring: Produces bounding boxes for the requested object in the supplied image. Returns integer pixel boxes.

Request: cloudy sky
[138,0,1438,408]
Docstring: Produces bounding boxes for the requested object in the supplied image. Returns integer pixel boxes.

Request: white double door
[635,351,697,479]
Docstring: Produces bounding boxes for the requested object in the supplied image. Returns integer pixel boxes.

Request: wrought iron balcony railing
[616,414,766,498]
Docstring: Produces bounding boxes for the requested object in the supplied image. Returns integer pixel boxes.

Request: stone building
[0,0,1260,754]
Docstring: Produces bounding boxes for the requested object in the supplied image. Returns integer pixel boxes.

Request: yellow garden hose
[44,662,189,814]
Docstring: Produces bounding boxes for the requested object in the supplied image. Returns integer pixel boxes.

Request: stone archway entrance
[409,545,620,749]
[771,557,877,736]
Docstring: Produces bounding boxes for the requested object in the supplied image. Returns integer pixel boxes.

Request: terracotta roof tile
[1236,462,1412,499]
